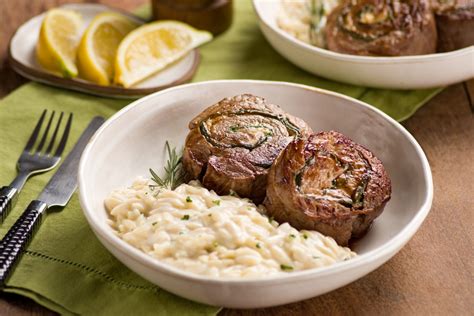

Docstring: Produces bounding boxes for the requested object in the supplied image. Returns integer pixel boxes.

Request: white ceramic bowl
[78,80,433,308]
[253,0,474,89]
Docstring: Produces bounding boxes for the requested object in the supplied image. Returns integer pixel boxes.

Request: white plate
[252,0,474,89]
[78,80,433,308]
[8,3,200,98]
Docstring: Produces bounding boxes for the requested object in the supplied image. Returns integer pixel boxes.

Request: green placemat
[0,84,220,316]
[0,1,441,315]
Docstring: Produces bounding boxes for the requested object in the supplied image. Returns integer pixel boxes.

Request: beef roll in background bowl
[432,0,474,51]
[182,94,312,203]
[325,0,437,56]
[78,80,433,308]
[252,0,474,89]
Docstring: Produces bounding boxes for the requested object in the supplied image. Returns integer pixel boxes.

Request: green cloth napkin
[0,84,220,316]
[0,1,441,315]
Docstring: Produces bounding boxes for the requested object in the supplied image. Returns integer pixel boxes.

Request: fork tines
[24,110,73,157]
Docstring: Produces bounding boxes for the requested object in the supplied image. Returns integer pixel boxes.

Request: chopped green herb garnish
[181,215,190,220]
[303,233,309,240]
[289,234,296,239]
[186,196,192,203]
[212,200,221,206]
[280,264,293,271]
[229,190,238,197]
[256,243,262,249]
[312,256,320,260]
[229,125,239,132]
[179,231,184,235]
[268,216,275,223]
[152,222,158,226]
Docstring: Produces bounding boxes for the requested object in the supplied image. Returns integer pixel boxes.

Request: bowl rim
[78,79,433,285]
[251,0,474,64]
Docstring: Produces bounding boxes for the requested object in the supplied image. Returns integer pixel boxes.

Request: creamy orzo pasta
[105,178,355,278]
[277,0,339,47]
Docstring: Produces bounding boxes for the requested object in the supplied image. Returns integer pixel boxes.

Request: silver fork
[0,110,73,222]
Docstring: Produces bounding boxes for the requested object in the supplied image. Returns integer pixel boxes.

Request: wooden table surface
[1,0,473,315]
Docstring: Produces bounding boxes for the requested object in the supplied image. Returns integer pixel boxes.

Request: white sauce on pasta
[105,178,356,278]
[277,0,312,44]
[277,0,339,47]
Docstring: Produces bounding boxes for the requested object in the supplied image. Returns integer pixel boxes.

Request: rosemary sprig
[308,0,339,47]
[309,0,326,47]
[149,141,184,191]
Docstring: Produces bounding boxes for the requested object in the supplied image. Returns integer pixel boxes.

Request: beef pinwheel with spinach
[431,0,474,51]
[264,131,391,246]
[325,0,437,56]
[182,94,312,203]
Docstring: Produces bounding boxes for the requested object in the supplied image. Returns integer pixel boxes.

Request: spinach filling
[338,3,395,42]
[199,110,301,150]
[294,151,369,209]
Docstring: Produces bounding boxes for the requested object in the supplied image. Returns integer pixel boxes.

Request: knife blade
[0,116,105,286]
[38,116,104,207]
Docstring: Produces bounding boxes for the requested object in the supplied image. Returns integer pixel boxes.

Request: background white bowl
[78,80,433,308]
[253,0,474,89]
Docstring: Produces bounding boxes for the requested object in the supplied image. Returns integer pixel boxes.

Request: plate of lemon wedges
[8,4,213,98]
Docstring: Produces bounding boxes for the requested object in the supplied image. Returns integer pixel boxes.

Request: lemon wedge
[77,12,139,85]
[36,9,83,78]
[115,21,213,87]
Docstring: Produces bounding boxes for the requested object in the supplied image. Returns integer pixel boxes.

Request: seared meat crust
[325,0,437,56]
[182,94,312,203]
[431,0,474,51]
[264,131,391,246]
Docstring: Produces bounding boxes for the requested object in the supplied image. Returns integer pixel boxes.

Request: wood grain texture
[0,0,473,315]
[464,79,474,112]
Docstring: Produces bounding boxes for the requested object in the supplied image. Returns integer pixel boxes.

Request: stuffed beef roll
[182,94,312,203]
[325,0,437,56]
[432,0,474,51]
[264,131,391,246]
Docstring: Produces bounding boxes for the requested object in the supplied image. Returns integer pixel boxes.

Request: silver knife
[0,116,104,286]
